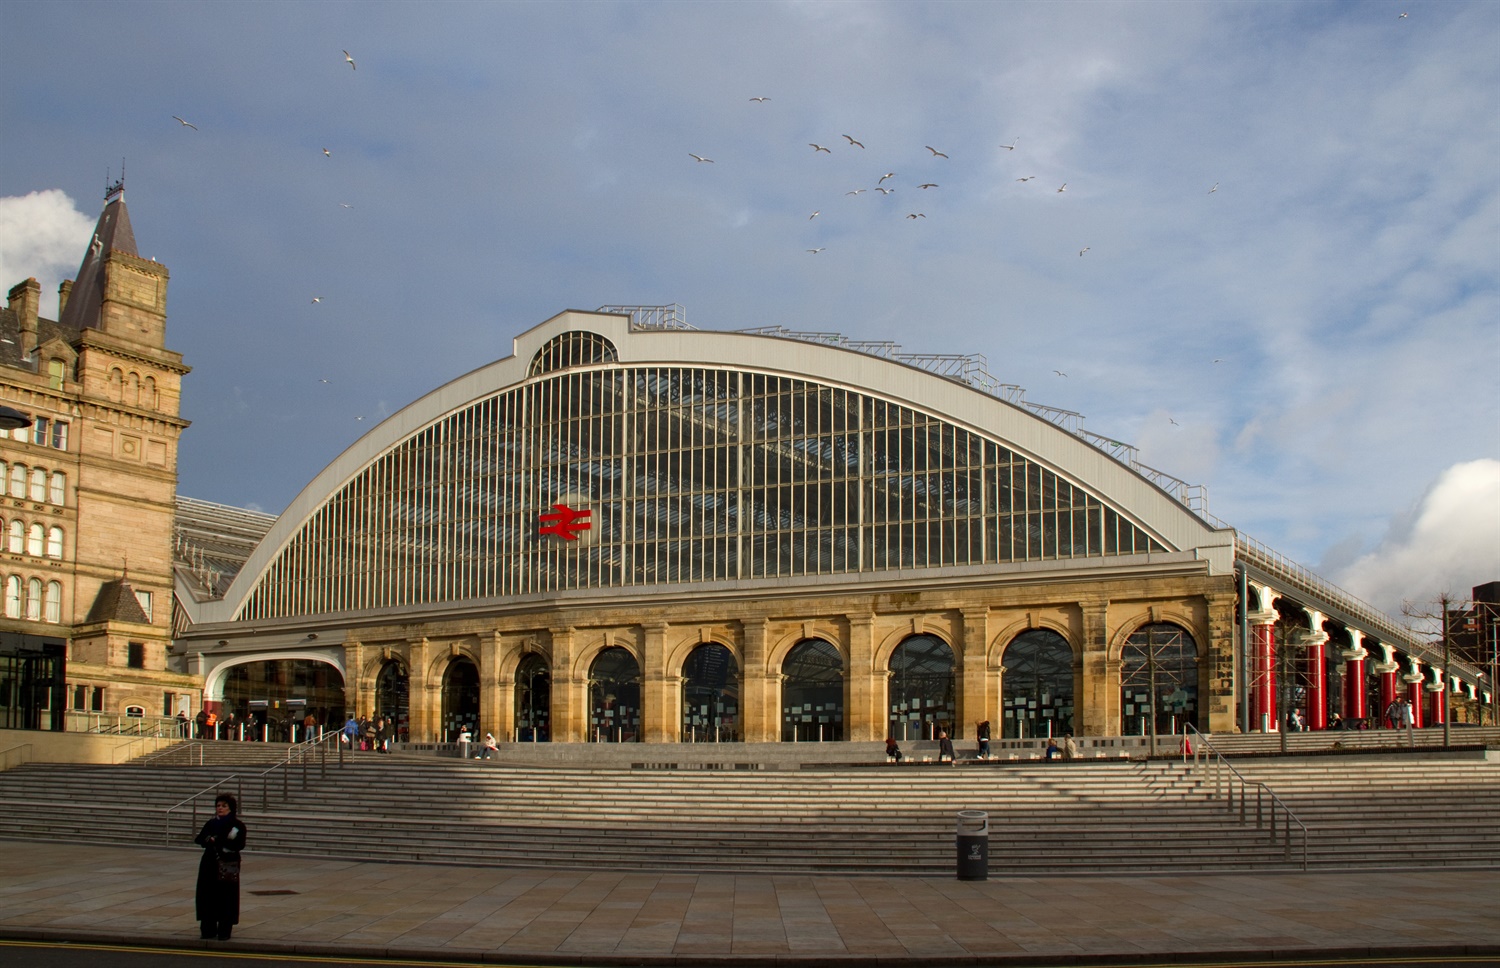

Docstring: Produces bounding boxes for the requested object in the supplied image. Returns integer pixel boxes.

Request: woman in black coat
[193,793,247,940]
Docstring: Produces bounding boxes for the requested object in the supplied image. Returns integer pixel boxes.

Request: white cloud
[0,190,93,319]
[1336,460,1500,615]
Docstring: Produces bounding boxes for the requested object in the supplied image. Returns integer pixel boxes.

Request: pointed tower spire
[57,175,139,331]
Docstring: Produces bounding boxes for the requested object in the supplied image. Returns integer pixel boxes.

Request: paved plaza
[1,840,1498,966]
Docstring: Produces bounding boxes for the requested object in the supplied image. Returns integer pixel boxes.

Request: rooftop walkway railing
[1185,725,1307,870]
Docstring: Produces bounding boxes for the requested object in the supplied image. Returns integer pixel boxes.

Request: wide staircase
[1,737,1497,875]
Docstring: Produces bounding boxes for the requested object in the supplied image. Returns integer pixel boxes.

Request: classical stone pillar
[739,618,777,742]
[1247,583,1280,732]
[1342,630,1368,722]
[549,627,583,743]
[845,613,881,741]
[640,623,674,743]
[342,639,365,717]
[1205,591,1238,734]
[408,637,436,741]
[958,607,990,739]
[1079,599,1110,737]
[1403,657,1426,729]
[479,630,506,741]
[1301,610,1329,730]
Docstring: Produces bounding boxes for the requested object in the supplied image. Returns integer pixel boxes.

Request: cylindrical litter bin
[955,810,989,881]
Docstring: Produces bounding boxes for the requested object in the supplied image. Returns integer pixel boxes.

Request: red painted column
[1252,622,1277,731]
[1305,637,1328,730]
[1405,665,1426,729]
[1427,676,1446,726]
[1342,631,1367,722]
[1375,650,1400,726]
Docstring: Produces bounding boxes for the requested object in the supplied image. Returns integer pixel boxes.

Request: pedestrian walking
[885,736,903,763]
[976,720,991,759]
[193,793,246,941]
[1062,734,1078,761]
[342,715,359,748]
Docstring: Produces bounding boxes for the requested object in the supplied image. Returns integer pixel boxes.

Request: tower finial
[105,159,125,203]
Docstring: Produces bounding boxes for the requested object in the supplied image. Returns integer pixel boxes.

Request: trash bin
[955,810,989,881]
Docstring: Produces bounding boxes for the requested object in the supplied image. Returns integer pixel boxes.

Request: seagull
[343,50,356,70]
[689,153,714,163]
[1209,183,1218,194]
[925,146,948,158]
[906,213,925,219]
[1169,417,1180,426]
[809,210,820,220]
[1056,183,1067,193]
[749,96,770,102]
[1212,358,1227,364]
[1398,11,1408,17]
[845,189,865,195]
[323,148,331,157]
[878,172,895,183]
[1079,247,1090,256]
[1053,370,1067,377]
[311,297,322,304]
[810,143,831,153]
[807,248,825,254]
[918,183,938,189]
[171,116,197,130]
[999,140,1018,151]
[842,135,865,149]
[874,187,894,195]
[339,202,353,209]
[1016,176,1035,182]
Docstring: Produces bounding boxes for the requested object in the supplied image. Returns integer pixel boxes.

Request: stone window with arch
[782,639,844,742]
[1120,622,1200,740]
[887,634,956,741]
[681,643,739,743]
[588,646,641,743]
[44,581,61,623]
[999,629,1075,740]
[25,578,42,621]
[8,463,25,499]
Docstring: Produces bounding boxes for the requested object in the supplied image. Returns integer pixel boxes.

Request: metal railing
[1184,725,1307,870]
[0,743,33,772]
[68,712,186,737]
[162,730,345,845]
[137,741,205,767]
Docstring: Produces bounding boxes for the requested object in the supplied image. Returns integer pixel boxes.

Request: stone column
[641,623,674,743]
[958,607,990,739]
[1301,610,1329,730]
[478,630,505,741]
[1205,591,1238,734]
[1079,599,1110,737]
[342,639,365,717]
[845,613,881,741]
[739,617,777,742]
[1342,630,1368,723]
[549,627,582,743]
[408,637,435,741]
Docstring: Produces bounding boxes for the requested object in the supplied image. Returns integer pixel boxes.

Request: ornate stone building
[0,182,196,730]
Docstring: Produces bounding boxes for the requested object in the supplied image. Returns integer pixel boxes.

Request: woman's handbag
[215,851,241,884]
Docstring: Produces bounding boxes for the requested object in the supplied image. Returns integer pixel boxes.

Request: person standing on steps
[938,730,955,764]
[1062,734,1078,761]
[975,720,991,760]
[885,735,903,763]
[193,793,246,941]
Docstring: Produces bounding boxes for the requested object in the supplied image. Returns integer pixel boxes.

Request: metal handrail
[1184,725,1308,870]
[0,743,33,772]
[137,741,206,767]
[162,730,345,845]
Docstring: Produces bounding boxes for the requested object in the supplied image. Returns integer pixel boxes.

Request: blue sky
[2,0,1496,614]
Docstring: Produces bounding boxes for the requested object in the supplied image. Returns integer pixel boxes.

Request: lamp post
[0,406,33,431]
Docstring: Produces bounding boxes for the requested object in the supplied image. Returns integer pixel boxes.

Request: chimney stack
[6,278,40,358]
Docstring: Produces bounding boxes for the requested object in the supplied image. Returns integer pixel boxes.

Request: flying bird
[809,210,820,220]
[1053,370,1067,377]
[1399,11,1408,17]
[906,213,925,219]
[322,148,331,157]
[689,153,714,163]
[343,50,356,70]
[339,202,353,209]
[1056,183,1067,193]
[1079,247,1090,256]
[1169,417,1180,426]
[1016,176,1035,182]
[311,297,322,304]
[810,143,831,153]
[807,248,825,254]
[845,189,865,195]
[749,96,770,102]
[925,146,948,158]
[999,140,1018,151]
[878,172,895,183]
[171,116,197,130]
[1212,358,1227,364]
[874,187,894,195]
[918,183,938,189]
[1209,183,1218,194]
[842,135,865,149]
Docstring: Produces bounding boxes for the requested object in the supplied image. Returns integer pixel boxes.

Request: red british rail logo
[539,503,592,541]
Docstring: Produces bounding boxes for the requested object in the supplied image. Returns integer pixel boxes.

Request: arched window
[1000,629,1075,740]
[46,527,62,559]
[681,643,739,742]
[0,462,7,487]
[143,376,157,409]
[4,576,19,618]
[9,463,25,499]
[25,578,42,621]
[108,368,124,402]
[781,639,844,742]
[128,372,141,407]
[28,467,45,503]
[439,657,480,743]
[588,647,641,743]
[7,520,21,554]
[374,660,409,743]
[47,359,65,390]
[26,524,43,557]
[514,653,550,742]
[44,581,61,623]
[49,472,64,505]
[887,634,956,741]
[1120,623,1200,740]
[528,331,619,376]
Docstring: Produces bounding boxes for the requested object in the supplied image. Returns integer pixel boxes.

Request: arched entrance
[681,643,739,742]
[1000,629,1075,739]
[440,657,479,741]
[588,647,641,743]
[374,660,410,743]
[782,639,843,742]
[221,658,345,741]
[887,634,955,741]
[1120,623,1199,742]
[514,652,551,742]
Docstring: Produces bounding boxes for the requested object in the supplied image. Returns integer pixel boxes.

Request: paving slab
[0,838,1498,966]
